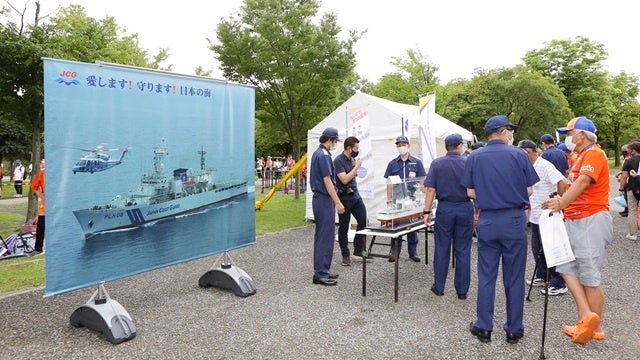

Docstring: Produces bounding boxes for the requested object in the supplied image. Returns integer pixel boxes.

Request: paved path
[0,175,638,359]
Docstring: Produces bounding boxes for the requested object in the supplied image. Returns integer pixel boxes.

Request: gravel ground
[1,175,639,359]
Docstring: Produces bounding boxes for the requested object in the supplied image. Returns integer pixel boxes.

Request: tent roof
[311,92,473,141]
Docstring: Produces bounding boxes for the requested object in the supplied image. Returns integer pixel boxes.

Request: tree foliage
[210,0,360,198]
[0,2,169,218]
[522,36,612,120]
[438,66,572,142]
[523,36,640,160]
[369,48,439,104]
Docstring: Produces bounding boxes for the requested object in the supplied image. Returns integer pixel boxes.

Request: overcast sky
[13,0,640,84]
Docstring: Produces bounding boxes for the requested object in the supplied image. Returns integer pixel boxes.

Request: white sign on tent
[348,106,374,199]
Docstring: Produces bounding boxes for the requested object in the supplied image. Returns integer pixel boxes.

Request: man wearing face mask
[383,135,427,262]
[542,116,612,344]
[310,127,346,286]
[461,115,539,344]
[334,136,369,265]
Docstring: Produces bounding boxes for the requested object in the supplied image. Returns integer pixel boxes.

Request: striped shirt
[529,157,566,224]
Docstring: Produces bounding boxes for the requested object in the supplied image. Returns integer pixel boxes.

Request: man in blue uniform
[540,133,569,176]
[310,127,345,286]
[423,133,474,299]
[384,135,427,262]
[461,115,539,344]
[334,136,368,266]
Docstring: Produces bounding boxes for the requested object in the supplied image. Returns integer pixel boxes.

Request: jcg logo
[54,69,81,85]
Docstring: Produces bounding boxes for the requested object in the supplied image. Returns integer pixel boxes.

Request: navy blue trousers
[392,231,419,257]
[312,193,335,279]
[432,202,473,295]
[474,208,527,335]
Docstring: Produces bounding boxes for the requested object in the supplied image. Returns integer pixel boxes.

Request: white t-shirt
[529,157,566,224]
[13,165,24,182]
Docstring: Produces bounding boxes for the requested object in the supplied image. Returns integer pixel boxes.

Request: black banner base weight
[69,282,136,344]
[199,264,256,297]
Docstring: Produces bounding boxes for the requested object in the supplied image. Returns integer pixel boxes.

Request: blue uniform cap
[444,133,463,147]
[517,140,537,150]
[322,127,341,141]
[395,135,410,144]
[484,115,520,131]
[540,134,554,143]
[557,143,569,151]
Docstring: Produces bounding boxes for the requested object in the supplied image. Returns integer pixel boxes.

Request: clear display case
[376,175,426,230]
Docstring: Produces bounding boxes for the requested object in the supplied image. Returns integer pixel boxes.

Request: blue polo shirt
[310,144,335,195]
[424,151,469,202]
[333,152,361,199]
[384,154,427,180]
[541,146,569,175]
[460,139,539,210]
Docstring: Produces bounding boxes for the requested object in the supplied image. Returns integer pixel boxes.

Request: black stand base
[69,282,136,344]
[199,252,256,297]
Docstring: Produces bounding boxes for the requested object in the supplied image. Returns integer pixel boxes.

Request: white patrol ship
[73,139,247,238]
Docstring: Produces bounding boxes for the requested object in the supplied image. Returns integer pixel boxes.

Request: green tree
[369,48,440,105]
[524,37,640,157]
[598,72,640,164]
[0,3,169,219]
[438,66,573,142]
[522,36,612,120]
[211,0,360,199]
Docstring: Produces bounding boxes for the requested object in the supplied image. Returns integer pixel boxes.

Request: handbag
[538,209,575,267]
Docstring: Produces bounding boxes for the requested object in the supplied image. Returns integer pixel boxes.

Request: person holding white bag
[516,140,567,296]
[543,116,612,345]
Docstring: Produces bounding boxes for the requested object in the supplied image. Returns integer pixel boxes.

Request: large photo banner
[43,59,255,296]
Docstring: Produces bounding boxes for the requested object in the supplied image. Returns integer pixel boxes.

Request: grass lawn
[255,191,309,236]
[0,191,308,294]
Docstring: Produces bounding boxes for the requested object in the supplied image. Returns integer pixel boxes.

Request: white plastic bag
[538,209,575,267]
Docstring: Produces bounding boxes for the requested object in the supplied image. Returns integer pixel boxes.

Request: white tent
[304,92,474,223]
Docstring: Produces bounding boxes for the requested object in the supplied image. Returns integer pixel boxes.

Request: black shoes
[430,285,444,296]
[409,255,421,262]
[388,250,396,262]
[470,323,491,343]
[506,332,523,344]
[457,293,467,300]
[312,277,337,286]
[328,273,339,279]
[620,210,629,217]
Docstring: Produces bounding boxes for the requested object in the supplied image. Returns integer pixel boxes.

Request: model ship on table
[377,176,426,229]
[377,198,425,227]
[73,139,247,238]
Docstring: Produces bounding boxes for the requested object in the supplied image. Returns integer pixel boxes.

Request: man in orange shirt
[29,159,46,254]
[543,117,612,344]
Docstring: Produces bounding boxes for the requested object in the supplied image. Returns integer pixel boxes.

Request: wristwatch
[423,210,431,215]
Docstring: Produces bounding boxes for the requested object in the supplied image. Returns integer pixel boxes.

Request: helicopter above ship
[71,144,129,174]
